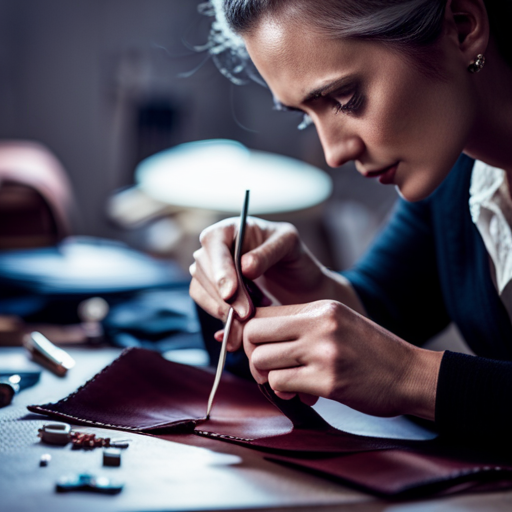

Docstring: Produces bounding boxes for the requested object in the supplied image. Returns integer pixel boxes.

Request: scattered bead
[103,448,121,467]
[40,454,51,467]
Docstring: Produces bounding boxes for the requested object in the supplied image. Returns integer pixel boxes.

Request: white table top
[2,347,512,511]
[136,139,332,215]
[0,347,372,512]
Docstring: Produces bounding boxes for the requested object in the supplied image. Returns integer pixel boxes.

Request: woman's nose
[317,123,364,168]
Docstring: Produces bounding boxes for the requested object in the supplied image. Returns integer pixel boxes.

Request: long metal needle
[205,190,250,420]
[206,306,234,419]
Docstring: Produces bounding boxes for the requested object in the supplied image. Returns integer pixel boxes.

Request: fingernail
[218,278,231,300]
[236,306,248,319]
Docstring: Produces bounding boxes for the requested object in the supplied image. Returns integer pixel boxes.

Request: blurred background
[0,0,397,265]
[0,0,464,356]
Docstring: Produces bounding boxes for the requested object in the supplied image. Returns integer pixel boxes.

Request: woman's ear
[444,0,489,58]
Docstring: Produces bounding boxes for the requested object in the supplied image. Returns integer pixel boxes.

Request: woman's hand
[190,217,362,350]
[243,300,443,420]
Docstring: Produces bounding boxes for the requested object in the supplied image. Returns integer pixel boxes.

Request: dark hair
[223,0,446,49]
[207,0,449,84]
[485,1,512,70]
[200,0,512,88]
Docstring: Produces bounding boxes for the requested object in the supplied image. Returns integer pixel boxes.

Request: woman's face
[244,15,477,201]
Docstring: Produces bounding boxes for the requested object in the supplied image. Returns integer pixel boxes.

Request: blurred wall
[0,1,471,352]
[0,0,397,267]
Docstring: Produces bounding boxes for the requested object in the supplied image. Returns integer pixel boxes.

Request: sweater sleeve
[341,195,512,439]
[436,350,512,440]
[342,197,451,346]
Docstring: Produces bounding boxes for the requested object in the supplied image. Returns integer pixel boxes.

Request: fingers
[299,393,319,406]
[250,340,301,372]
[243,305,304,345]
[249,341,320,404]
[241,222,300,281]
[246,339,300,384]
[190,261,225,310]
[189,274,231,322]
[241,305,326,401]
[213,322,244,352]
[191,253,252,321]
[274,392,317,405]
[243,306,304,385]
[192,219,301,322]
[226,318,244,352]
[198,222,238,300]
[195,221,253,319]
[219,319,319,403]
[215,325,245,351]
[275,391,297,400]
[268,365,320,397]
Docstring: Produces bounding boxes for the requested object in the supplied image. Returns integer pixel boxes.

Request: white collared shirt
[469,160,512,322]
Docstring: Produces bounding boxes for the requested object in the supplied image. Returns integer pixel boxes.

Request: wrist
[401,347,444,421]
[319,268,367,316]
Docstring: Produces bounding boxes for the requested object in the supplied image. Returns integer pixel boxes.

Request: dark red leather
[267,450,512,498]
[28,348,512,497]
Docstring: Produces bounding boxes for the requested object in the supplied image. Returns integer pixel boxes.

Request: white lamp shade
[136,139,332,215]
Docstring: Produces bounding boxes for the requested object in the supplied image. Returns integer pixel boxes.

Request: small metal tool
[0,371,41,407]
[205,307,234,420]
[23,332,75,376]
[0,375,17,407]
[206,190,250,420]
[38,423,71,445]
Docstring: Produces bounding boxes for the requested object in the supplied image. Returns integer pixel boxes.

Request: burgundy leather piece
[267,449,512,498]
[27,348,404,453]
[29,348,287,434]
[28,348,512,497]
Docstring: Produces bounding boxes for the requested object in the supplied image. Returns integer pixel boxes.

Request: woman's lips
[363,163,398,185]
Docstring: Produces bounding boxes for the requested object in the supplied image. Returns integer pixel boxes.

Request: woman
[190,0,512,440]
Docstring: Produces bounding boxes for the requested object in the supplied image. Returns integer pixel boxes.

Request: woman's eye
[293,87,363,129]
[334,92,363,115]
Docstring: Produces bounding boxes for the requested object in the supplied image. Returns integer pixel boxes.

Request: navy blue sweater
[344,154,512,439]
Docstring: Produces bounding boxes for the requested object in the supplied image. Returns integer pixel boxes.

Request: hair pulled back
[201,0,512,85]
[224,0,446,48]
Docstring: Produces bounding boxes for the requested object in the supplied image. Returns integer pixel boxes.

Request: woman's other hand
[243,300,443,420]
